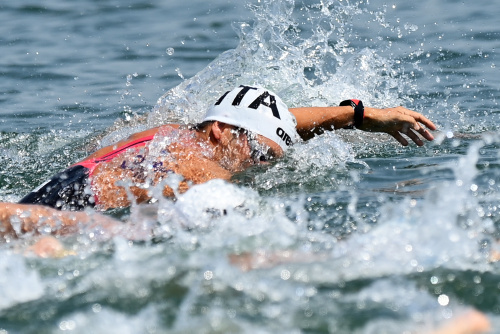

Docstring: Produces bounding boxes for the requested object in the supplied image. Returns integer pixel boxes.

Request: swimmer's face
[245,131,283,164]
[230,127,283,166]
[214,123,284,172]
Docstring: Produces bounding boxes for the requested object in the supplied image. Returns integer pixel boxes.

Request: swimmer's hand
[360,107,437,146]
[26,236,76,258]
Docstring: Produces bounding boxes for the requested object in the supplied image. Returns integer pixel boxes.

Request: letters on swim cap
[203,85,299,151]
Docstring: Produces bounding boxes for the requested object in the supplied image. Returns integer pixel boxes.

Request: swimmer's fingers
[394,107,437,140]
[405,128,425,146]
[391,111,434,146]
[403,108,437,131]
[414,123,434,142]
[361,106,436,146]
[383,116,421,146]
[388,119,429,146]
[401,119,432,146]
[389,131,409,146]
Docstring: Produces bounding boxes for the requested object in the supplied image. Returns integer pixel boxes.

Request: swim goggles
[246,131,275,163]
[232,128,274,163]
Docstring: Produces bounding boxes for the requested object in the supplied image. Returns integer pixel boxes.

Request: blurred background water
[1,0,500,333]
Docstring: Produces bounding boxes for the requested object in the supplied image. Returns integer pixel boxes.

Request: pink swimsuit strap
[75,134,156,175]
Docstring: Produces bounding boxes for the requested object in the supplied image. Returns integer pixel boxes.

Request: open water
[1,0,500,333]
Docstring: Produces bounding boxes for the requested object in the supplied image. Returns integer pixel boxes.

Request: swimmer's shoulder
[81,124,182,162]
[124,124,181,142]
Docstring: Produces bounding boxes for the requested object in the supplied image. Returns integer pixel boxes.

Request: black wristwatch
[340,99,364,128]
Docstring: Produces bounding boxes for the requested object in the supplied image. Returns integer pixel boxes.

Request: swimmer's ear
[211,121,225,141]
[211,121,233,146]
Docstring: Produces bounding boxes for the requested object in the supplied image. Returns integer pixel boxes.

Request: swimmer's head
[202,85,299,152]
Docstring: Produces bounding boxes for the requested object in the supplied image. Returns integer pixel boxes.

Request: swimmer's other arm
[0,203,121,239]
[290,106,437,146]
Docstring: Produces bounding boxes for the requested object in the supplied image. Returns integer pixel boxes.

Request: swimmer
[1,84,436,252]
[0,84,436,245]
[13,85,436,211]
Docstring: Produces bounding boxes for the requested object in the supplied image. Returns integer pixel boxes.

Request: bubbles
[91,303,102,313]
[166,47,175,55]
[437,294,449,306]
[175,67,184,79]
[204,270,214,280]
[59,320,76,331]
[125,72,138,87]
[280,269,291,280]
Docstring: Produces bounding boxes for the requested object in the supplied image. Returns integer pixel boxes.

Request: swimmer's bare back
[19,124,231,211]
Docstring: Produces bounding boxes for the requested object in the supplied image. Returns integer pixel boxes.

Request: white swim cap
[203,85,299,151]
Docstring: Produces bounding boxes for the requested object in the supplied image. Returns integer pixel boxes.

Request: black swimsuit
[19,165,93,211]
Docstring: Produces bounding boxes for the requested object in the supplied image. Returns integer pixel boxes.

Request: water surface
[1,0,500,333]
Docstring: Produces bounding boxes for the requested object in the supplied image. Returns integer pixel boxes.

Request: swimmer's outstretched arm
[429,309,491,334]
[0,202,121,239]
[229,251,490,334]
[290,106,437,146]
